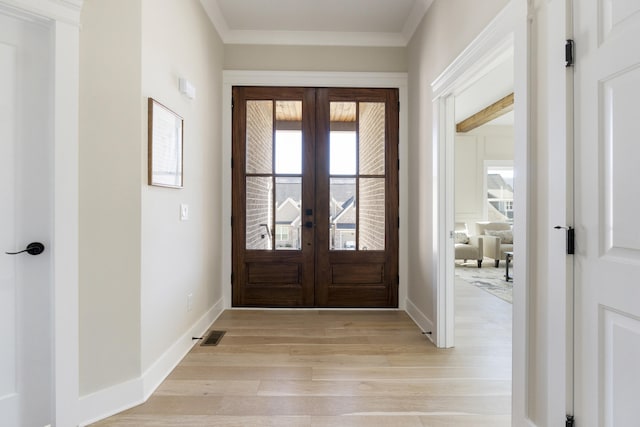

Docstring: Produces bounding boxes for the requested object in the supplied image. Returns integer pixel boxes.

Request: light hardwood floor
[93,279,512,426]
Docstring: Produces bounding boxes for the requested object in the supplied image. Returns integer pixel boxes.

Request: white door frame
[543,1,574,424]
[431,0,517,347]
[221,71,409,310]
[0,1,82,425]
[431,0,530,423]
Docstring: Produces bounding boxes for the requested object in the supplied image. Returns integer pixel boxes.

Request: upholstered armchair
[454,222,484,268]
[476,221,513,267]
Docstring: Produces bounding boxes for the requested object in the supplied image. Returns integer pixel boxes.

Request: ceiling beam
[456,92,514,133]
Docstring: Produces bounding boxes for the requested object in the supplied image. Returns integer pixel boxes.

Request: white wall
[224,45,406,72]
[140,0,224,376]
[79,0,224,422]
[79,0,143,395]
[455,125,514,228]
[405,0,509,334]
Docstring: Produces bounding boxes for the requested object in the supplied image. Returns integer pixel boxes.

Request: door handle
[5,242,45,256]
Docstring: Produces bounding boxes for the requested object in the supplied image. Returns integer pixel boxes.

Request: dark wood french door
[232,86,399,307]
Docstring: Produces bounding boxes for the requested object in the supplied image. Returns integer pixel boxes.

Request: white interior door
[574,2,640,425]
[0,9,53,427]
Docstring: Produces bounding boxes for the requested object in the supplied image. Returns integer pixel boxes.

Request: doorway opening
[232,86,399,308]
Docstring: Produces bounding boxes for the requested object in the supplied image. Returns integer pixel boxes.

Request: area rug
[455,261,513,304]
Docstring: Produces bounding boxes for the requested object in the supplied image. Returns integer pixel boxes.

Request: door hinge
[567,227,575,254]
[566,414,574,427]
[230,272,234,284]
[398,159,400,171]
[565,39,574,67]
[554,225,574,255]
[231,216,233,227]
[231,97,234,109]
[397,217,400,228]
[396,274,400,284]
[231,157,234,169]
[553,225,576,255]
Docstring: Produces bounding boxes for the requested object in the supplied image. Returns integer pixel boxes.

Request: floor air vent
[201,330,226,346]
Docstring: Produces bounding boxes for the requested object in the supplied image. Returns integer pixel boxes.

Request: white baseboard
[405,298,435,344]
[141,298,226,399]
[0,393,18,427]
[78,297,226,426]
[78,377,143,427]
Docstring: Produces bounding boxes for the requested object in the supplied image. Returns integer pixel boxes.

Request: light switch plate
[180,204,189,221]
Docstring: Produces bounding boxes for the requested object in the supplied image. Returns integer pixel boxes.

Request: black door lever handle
[5,242,45,256]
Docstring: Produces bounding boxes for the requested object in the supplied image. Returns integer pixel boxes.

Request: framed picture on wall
[148,98,183,188]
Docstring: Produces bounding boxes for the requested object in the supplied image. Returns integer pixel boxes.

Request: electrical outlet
[187,293,193,312]
[180,204,189,221]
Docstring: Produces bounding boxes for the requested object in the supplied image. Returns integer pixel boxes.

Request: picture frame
[148,98,184,188]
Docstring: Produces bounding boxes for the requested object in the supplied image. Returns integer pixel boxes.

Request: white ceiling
[199,0,434,46]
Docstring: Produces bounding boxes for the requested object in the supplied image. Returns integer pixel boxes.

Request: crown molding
[223,29,407,47]
[198,0,229,41]
[402,0,433,43]
[199,0,431,47]
[0,0,83,25]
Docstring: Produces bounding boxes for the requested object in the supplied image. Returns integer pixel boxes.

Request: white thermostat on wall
[179,77,196,100]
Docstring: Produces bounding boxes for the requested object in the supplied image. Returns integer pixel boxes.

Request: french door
[232,86,399,307]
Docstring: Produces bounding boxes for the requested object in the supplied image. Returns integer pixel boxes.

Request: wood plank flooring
[92,279,512,426]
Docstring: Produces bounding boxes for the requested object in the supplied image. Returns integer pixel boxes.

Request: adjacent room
[453,50,515,305]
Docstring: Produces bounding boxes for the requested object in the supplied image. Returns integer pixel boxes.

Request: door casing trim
[430,0,530,424]
[222,71,408,310]
[431,1,516,349]
[0,1,83,426]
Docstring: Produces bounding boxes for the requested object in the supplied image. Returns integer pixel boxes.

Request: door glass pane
[275,130,302,174]
[330,131,356,175]
[246,176,273,250]
[275,100,302,174]
[330,178,356,250]
[359,102,385,175]
[246,100,273,174]
[359,178,385,250]
[276,177,301,250]
[330,102,357,175]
